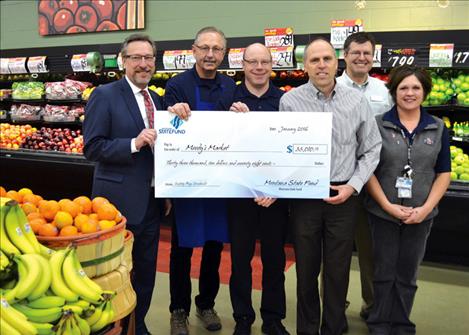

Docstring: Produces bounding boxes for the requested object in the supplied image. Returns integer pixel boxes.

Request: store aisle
[145,250,469,334]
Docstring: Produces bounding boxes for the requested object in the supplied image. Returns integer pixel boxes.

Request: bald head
[243,43,272,62]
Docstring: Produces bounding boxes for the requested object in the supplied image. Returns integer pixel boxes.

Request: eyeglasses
[124,55,156,64]
[243,58,272,67]
[347,51,373,58]
[194,45,225,55]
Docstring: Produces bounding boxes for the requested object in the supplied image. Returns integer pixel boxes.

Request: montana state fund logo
[158,116,186,134]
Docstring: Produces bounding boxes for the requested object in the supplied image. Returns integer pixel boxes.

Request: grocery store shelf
[451,136,469,143]
[446,181,469,198]
[425,105,469,113]
[0,149,93,166]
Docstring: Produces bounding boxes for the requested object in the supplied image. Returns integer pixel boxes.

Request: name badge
[396,176,412,198]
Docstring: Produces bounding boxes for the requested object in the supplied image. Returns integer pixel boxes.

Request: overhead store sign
[163,50,196,70]
[27,56,48,73]
[8,57,28,74]
[228,48,244,69]
[453,45,469,68]
[271,46,294,68]
[373,44,382,68]
[0,58,10,74]
[71,54,90,72]
[330,19,363,49]
[382,46,426,68]
[264,27,294,47]
[429,44,454,67]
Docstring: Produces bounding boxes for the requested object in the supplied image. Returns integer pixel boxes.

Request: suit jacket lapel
[119,78,146,131]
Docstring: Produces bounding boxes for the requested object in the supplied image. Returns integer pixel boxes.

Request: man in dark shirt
[222,43,290,335]
[164,26,236,335]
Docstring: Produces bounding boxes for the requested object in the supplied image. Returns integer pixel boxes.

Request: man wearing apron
[164,26,236,335]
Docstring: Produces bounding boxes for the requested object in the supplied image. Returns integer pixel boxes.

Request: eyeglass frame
[124,54,156,64]
[242,58,272,67]
[346,50,373,58]
[193,44,225,55]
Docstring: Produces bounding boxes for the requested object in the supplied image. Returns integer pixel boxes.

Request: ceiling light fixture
[355,0,367,10]
[437,0,450,8]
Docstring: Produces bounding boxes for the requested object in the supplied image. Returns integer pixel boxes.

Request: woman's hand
[384,203,413,221]
[402,206,431,224]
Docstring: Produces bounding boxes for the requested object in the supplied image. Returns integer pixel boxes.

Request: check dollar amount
[154,111,332,198]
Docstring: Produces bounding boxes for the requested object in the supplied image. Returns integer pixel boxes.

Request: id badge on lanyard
[396,129,415,199]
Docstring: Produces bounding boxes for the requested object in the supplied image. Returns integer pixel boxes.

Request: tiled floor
[145,236,469,335]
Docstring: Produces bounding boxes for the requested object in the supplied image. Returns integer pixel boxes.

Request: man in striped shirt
[279,37,382,335]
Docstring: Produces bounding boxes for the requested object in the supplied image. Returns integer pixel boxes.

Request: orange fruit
[18,188,33,199]
[22,193,41,206]
[89,213,99,221]
[73,196,92,214]
[74,214,89,231]
[29,217,47,233]
[91,197,110,213]
[98,220,116,231]
[27,212,43,221]
[39,200,60,221]
[97,203,118,221]
[0,186,7,197]
[5,190,21,202]
[60,225,78,236]
[58,198,72,208]
[115,211,123,223]
[81,219,98,234]
[54,211,74,229]
[21,202,38,215]
[60,200,81,218]
[38,223,59,237]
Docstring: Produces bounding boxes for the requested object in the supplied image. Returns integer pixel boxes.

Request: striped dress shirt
[279,81,382,193]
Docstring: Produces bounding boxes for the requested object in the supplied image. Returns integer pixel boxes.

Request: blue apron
[173,85,229,247]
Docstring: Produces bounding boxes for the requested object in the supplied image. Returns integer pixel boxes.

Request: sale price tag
[429,44,454,68]
[228,48,244,69]
[27,56,48,73]
[453,45,469,68]
[383,47,421,68]
[330,19,363,49]
[71,54,90,72]
[271,46,294,68]
[0,58,10,74]
[264,27,294,47]
[163,50,196,70]
[373,44,382,68]
[8,57,28,74]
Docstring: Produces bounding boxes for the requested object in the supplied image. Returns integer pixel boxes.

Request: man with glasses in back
[164,26,236,335]
[336,32,392,328]
[219,43,290,335]
[84,33,166,335]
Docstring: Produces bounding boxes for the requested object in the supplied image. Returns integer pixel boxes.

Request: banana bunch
[0,296,37,335]
[0,200,42,255]
[54,310,91,335]
[86,299,115,332]
[0,249,15,282]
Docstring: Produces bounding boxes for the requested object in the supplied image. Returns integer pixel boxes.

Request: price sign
[383,47,423,68]
[330,19,363,49]
[27,56,48,73]
[0,58,10,74]
[453,45,469,68]
[264,27,294,47]
[8,57,28,74]
[163,50,196,70]
[71,54,90,72]
[228,48,244,69]
[429,44,454,67]
[271,46,294,68]
[372,44,382,68]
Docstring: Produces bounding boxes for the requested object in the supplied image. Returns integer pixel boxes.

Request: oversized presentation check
[154,111,332,198]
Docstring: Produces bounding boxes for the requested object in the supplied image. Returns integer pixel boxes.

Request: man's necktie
[141,90,155,128]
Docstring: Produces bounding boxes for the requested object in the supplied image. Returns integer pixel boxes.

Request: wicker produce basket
[92,263,136,322]
[37,218,126,278]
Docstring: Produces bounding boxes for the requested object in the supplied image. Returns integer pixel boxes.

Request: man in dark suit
[84,33,165,335]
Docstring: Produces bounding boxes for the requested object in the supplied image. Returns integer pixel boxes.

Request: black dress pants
[228,198,289,325]
[169,222,223,314]
[126,194,162,335]
[291,197,359,335]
